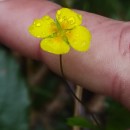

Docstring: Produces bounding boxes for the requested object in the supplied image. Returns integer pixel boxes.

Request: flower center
[54,20,66,37]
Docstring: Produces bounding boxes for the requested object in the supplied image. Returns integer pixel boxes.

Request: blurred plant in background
[0,0,130,130]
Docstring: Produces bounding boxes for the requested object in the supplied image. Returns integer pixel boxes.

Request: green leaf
[0,48,29,130]
[106,99,130,130]
[67,116,96,129]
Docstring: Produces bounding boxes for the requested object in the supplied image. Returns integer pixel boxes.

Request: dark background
[0,0,130,130]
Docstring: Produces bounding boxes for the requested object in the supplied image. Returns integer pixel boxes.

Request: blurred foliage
[0,0,130,130]
[0,46,29,130]
[106,100,130,130]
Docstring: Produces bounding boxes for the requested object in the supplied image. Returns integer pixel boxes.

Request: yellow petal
[66,26,91,52]
[40,37,70,54]
[56,8,82,29]
[28,16,57,38]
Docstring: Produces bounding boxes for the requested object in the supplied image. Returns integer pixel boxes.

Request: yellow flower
[28,8,91,54]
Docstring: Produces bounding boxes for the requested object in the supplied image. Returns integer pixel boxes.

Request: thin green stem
[59,54,101,128]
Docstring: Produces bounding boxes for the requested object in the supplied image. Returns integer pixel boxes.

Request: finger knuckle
[111,72,123,101]
[119,24,130,58]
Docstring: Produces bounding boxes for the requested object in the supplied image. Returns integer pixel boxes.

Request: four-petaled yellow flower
[29,8,91,54]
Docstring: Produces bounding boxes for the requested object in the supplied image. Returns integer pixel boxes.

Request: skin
[0,0,130,109]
